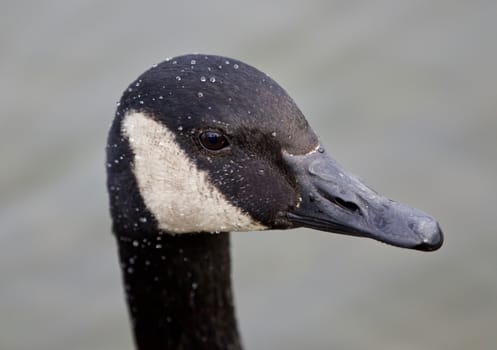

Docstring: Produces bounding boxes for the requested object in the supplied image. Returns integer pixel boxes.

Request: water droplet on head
[177,126,183,131]
[132,240,139,247]
[151,63,158,68]
[139,100,144,104]
[233,64,239,69]
[197,92,204,98]
[318,147,325,153]
[271,131,277,137]
[139,217,147,223]
[209,76,216,83]
[200,76,206,82]
[159,95,164,100]
[176,76,181,81]
[190,59,196,65]
[257,169,265,175]
[128,87,133,92]
[225,60,230,65]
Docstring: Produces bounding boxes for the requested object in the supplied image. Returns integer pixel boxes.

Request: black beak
[284,148,443,251]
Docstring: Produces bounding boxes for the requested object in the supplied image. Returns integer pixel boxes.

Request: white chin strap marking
[122,111,266,234]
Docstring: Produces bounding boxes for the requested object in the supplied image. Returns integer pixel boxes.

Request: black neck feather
[116,232,242,350]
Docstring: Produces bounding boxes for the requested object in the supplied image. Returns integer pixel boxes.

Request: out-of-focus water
[1,1,496,349]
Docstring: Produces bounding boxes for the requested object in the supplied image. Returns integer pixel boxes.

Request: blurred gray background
[1,0,496,349]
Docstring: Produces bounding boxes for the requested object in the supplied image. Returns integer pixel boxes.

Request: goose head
[107,54,443,251]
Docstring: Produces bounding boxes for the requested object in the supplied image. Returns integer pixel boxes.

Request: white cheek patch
[121,111,267,234]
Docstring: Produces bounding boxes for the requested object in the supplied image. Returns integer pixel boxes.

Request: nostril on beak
[316,188,362,215]
[334,197,361,214]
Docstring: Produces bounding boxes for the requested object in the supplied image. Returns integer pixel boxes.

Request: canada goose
[106,54,443,349]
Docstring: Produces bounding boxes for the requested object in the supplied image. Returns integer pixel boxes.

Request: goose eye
[199,131,229,151]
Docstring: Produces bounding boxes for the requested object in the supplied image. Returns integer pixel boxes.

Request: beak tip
[414,223,444,251]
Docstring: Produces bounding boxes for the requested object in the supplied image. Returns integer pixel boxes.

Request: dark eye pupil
[199,131,229,150]
[207,133,219,144]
